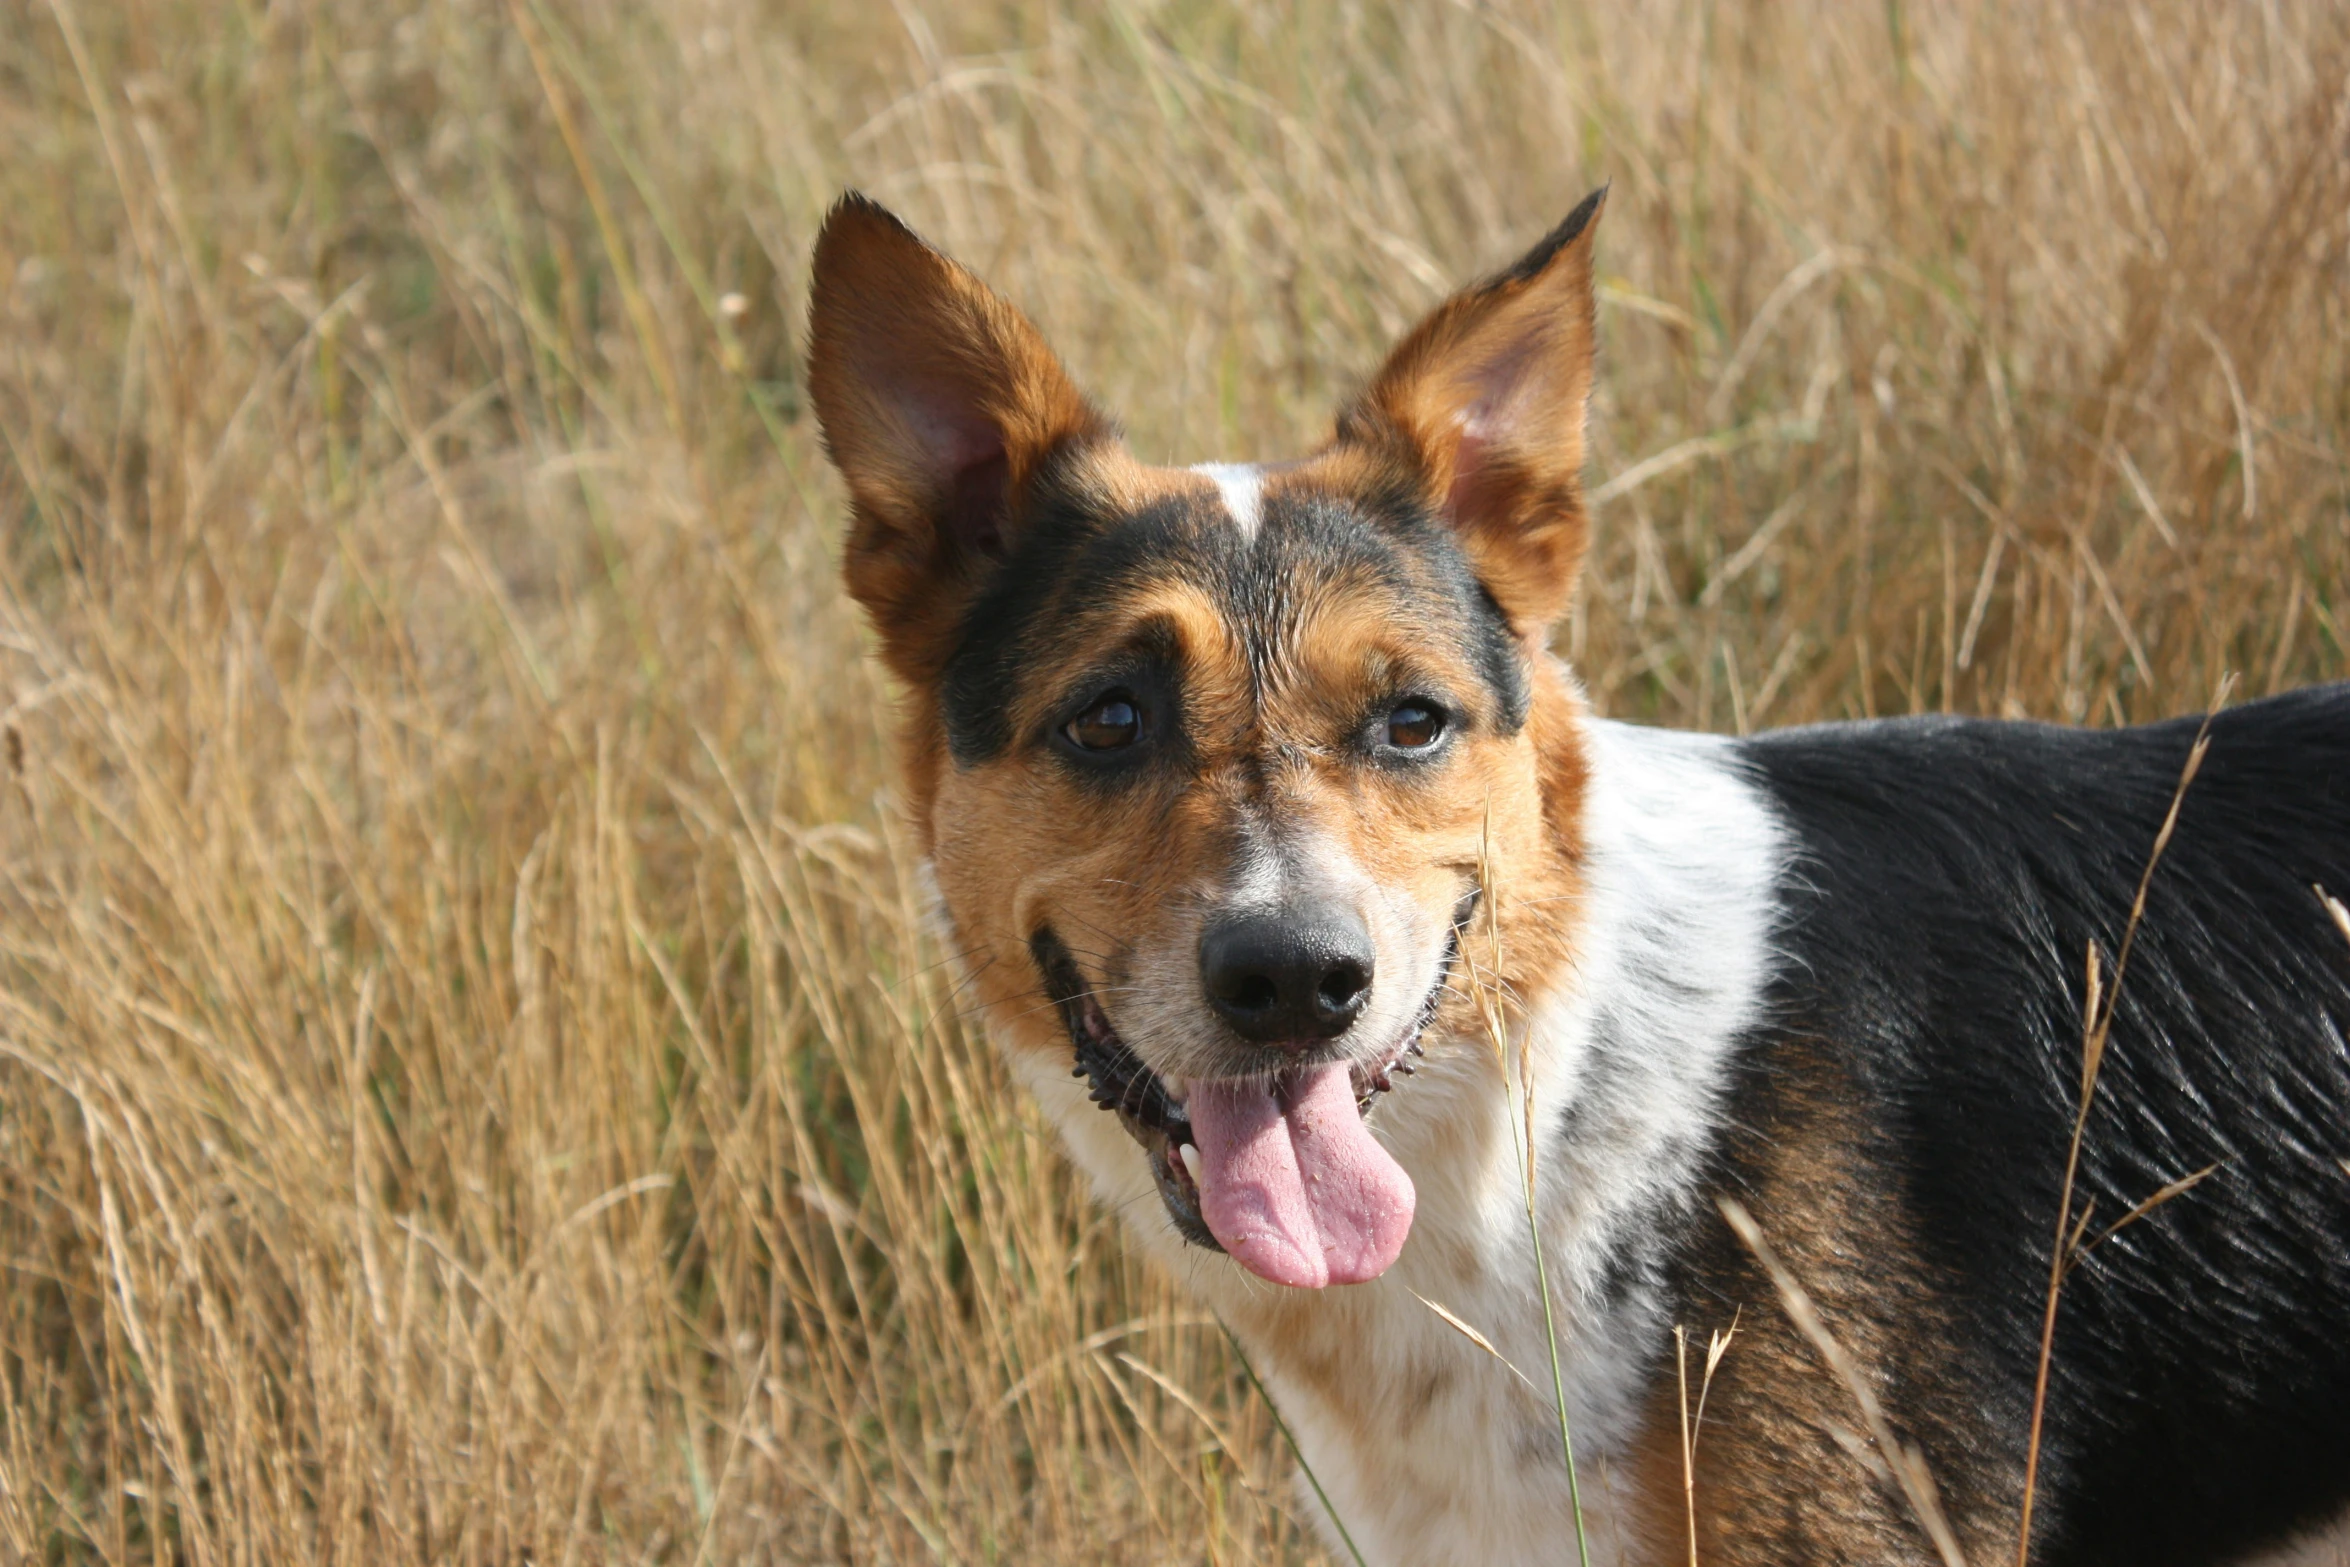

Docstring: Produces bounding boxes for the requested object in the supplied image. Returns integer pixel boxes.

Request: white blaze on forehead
[1189,462,1264,540]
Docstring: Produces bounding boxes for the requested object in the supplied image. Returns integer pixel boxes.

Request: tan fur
[1676,1094,2019,1567]
[1330,193,1603,635]
[807,197,1109,690]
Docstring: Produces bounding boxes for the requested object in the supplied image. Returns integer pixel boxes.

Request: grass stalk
[1675,1314,1737,1567]
[1720,1198,1968,1567]
[1221,1326,1370,1567]
[1519,1119,1596,1567]
[2320,886,2350,951]
[1677,1327,1695,1567]
[1472,812,1594,1567]
[2013,681,2229,1567]
[0,4,2340,1558]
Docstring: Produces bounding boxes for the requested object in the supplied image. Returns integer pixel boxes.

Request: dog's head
[807,191,1600,1289]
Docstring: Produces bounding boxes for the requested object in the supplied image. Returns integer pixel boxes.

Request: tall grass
[0,1,2343,1560]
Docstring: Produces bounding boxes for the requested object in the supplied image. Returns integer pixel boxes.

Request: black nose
[1199,905,1375,1047]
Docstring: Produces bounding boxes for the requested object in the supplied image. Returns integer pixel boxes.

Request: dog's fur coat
[806,187,2350,1566]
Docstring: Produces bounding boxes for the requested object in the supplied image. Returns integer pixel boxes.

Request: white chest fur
[1006,719,1787,1566]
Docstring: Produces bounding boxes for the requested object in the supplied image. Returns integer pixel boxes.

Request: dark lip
[1027,896,1473,1252]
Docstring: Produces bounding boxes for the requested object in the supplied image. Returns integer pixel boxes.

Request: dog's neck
[1147,711,1787,1566]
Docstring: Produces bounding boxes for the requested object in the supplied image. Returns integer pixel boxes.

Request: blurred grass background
[0,0,2343,1560]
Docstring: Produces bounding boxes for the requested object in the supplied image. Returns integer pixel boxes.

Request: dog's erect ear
[808,193,1109,683]
[1338,186,1606,636]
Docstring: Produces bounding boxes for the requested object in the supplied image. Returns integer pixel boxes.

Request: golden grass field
[0,1,2345,1561]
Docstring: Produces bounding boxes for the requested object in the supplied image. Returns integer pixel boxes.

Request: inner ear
[943,448,1012,556]
[1337,187,1607,636]
[897,388,1012,555]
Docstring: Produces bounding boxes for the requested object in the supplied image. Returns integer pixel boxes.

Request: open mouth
[1029,909,1464,1288]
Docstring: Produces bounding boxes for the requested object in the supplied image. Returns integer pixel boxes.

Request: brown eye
[1386,702,1445,750]
[1065,692,1143,751]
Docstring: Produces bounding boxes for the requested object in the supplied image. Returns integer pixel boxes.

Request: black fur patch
[1713,684,2350,1567]
[1491,183,1608,288]
[941,458,1207,765]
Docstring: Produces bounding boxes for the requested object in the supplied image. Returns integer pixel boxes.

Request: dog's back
[1690,684,2350,1565]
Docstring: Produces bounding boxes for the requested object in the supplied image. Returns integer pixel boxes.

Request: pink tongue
[1186,1061,1415,1289]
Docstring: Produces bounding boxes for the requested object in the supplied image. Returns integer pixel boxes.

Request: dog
[805,186,2350,1566]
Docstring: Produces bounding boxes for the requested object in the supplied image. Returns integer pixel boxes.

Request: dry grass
[0,1,2344,1561]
